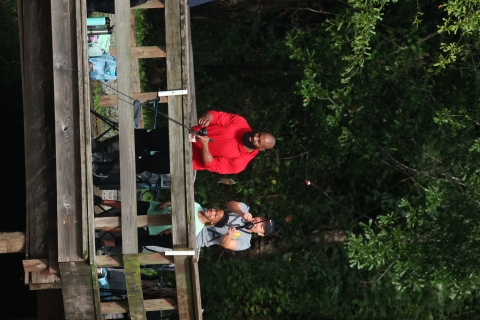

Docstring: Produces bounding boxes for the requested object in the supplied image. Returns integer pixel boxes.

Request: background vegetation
[4,0,480,318]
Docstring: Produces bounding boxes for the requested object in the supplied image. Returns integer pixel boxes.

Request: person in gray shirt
[197,201,280,251]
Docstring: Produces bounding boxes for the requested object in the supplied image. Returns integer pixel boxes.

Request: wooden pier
[17,0,201,318]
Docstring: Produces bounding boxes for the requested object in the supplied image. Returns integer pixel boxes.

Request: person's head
[248,216,280,237]
[201,208,229,228]
[242,131,276,151]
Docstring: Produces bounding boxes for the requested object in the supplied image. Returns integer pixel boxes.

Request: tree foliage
[141,0,480,318]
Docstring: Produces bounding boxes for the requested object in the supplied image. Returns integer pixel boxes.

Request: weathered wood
[30,282,62,290]
[130,10,143,128]
[37,289,65,319]
[59,262,96,318]
[91,265,103,320]
[174,254,195,320]
[110,46,167,58]
[101,298,177,314]
[94,214,172,230]
[23,259,57,273]
[0,232,25,253]
[20,0,55,264]
[96,252,174,267]
[52,0,83,262]
[123,254,147,319]
[166,0,195,317]
[135,0,165,9]
[115,0,138,256]
[99,92,167,106]
[31,272,61,284]
[191,258,203,320]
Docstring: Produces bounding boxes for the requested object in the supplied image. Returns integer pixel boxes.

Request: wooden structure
[18,0,202,318]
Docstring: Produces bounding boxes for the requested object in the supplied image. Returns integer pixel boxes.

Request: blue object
[89,54,117,82]
[87,17,108,26]
[188,0,212,7]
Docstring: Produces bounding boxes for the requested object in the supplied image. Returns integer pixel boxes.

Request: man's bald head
[242,132,276,151]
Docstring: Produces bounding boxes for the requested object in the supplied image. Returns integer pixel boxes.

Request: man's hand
[198,112,213,127]
[196,135,211,146]
[156,201,171,211]
[159,229,172,236]
[227,226,237,236]
[242,212,253,222]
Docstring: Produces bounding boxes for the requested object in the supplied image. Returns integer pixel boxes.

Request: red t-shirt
[191,111,258,174]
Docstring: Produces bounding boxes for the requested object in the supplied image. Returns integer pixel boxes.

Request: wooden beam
[94,214,172,230]
[52,0,83,262]
[23,259,57,273]
[0,232,25,253]
[191,258,203,320]
[135,0,165,9]
[96,252,174,267]
[110,46,167,58]
[20,0,55,264]
[166,0,195,317]
[101,298,177,314]
[31,272,61,285]
[59,262,96,318]
[30,282,62,290]
[129,10,143,128]
[123,254,147,319]
[99,92,166,107]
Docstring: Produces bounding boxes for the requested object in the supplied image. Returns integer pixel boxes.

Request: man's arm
[226,201,252,221]
[198,110,249,127]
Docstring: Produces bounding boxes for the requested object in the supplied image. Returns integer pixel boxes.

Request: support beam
[94,214,172,230]
[96,252,174,267]
[99,93,166,107]
[110,46,167,58]
[59,262,96,318]
[101,298,177,314]
[23,259,57,273]
[0,232,25,253]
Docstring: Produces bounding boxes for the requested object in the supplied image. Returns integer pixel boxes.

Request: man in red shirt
[92,110,275,175]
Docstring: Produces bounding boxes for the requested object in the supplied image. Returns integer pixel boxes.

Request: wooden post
[0,232,26,253]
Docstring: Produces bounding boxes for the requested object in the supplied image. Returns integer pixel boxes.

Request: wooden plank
[191,258,203,320]
[130,10,143,131]
[75,0,93,262]
[94,214,172,230]
[173,254,195,320]
[181,0,198,257]
[135,0,165,9]
[0,232,25,253]
[110,46,167,58]
[101,298,177,314]
[21,0,55,264]
[115,0,138,255]
[166,0,195,317]
[59,262,96,318]
[31,272,61,284]
[96,252,174,267]
[37,289,65,319]
[30,282,62,290]
[91,265,103,320]
[123,254,147,319]
[99,92,167,106]
[52,0,83,262]
[23,259,57,273]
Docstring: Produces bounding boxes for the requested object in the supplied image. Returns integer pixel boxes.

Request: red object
[191,111,259,174]
[306,180,311,185]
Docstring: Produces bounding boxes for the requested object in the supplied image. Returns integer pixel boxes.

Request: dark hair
[213,209,230,228]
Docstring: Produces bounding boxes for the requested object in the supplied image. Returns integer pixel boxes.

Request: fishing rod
[141,97,214,142]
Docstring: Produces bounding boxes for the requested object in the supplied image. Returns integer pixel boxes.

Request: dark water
[0,81,37,318]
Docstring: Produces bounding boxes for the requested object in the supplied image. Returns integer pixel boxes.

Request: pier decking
[18,0,201,318]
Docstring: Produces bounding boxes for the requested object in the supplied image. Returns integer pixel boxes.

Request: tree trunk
[0,232,26,253]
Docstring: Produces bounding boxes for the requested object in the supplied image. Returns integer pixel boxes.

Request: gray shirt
[196,202,252,251]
